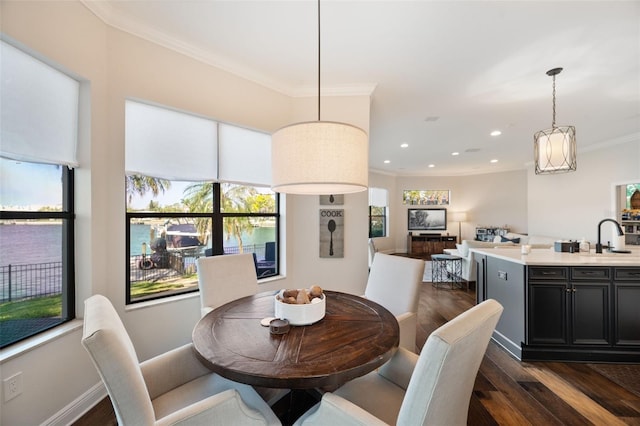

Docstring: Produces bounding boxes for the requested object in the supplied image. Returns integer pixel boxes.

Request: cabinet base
[522,345,640,363]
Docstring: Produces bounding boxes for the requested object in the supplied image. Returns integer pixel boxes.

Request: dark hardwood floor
[74,284,640,425]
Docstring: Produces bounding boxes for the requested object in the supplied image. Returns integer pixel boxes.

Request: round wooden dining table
[192,290,399,391]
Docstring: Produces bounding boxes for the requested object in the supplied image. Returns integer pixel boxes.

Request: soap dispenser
[579,237,590,254]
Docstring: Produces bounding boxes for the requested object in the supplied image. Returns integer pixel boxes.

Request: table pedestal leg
[270,388,322,426]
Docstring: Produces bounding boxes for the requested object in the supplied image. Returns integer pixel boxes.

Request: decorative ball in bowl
[274,286,325,326]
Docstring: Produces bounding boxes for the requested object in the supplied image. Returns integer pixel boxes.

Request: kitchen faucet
[595,218,624,254]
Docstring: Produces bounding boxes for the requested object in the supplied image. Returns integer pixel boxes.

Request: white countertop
[470,247,640,266]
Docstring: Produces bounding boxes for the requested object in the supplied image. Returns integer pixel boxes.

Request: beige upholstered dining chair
[81,294,281,426]
[368,238,378,268]
[293,299,503,426]
[364,253,425,352]
[196,253,259,317]
[196,253,288,407]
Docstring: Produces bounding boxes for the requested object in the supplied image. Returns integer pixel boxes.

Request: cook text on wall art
[319,209,344,258]
[402,190,450,206]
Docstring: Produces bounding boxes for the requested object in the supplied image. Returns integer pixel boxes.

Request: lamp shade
[271,120,369,194]
[534,125,576,174]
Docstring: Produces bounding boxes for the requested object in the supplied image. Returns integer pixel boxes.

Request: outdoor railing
[1,244,272,302]
[130,243,269,283]
[0,262,62,303]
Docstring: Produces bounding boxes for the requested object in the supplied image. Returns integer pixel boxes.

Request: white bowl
[274,290,325,325]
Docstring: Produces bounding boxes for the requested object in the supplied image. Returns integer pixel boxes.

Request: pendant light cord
[545,67,562,129]
[551,73,556,128]
[317,0,321,121]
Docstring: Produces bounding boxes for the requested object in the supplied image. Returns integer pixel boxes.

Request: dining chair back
[196,253,259,317]
[83,295,155,424]
[368,238,377,268]
[293,299,503,426]
[364,253,425,352]
[81,294,281,425]
[396,298,503,425]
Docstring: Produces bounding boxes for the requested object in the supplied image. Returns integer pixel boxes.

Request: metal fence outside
[0,262,62,303]
[129,243,269,283]
[1,243,273,303]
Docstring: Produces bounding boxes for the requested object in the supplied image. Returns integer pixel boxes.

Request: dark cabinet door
[528,282,569,345]
[614,282,640,346]
[571,283,610,345]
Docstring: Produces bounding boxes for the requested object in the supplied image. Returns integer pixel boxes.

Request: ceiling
[83,0,640,176]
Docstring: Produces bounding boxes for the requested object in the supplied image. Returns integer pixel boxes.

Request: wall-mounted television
[408,208,447,231]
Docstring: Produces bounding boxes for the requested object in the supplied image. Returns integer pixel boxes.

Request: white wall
[392,171,528,252]
[528,138,640,243]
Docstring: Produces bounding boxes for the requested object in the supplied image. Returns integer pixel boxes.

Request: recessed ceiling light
[490,159,498,163]
[400,143,409,148]
[465,148,481,153]
[424,116,439,122]
[490,130,502,137]
[384,160,390,164]
[428,164,435,168]
[451,152,460,156]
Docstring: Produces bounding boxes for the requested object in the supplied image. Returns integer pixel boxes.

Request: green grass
[0,275,199,319]
[0,295,61,321]
[130,274,198,298]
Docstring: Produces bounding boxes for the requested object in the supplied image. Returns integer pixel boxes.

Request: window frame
[125,181,279,305]
[369,205,387,238]
[0,166,75,348]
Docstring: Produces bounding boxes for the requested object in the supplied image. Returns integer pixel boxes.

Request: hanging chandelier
[534,67,576,174]
[271,0,368,194]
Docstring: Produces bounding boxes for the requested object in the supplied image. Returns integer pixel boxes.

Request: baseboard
[42,382,106,426]
[491,330,522,361]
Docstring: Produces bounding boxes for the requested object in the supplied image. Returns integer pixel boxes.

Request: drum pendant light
[271,0,368,194]
[534,67,577,174]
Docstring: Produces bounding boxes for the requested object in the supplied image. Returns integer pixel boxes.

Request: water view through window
[0,159,73,348]
[126,178,279,303]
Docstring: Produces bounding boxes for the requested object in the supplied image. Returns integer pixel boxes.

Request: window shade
[369,187,388,207]
[125,100,218,181]
[0,40,79,167]
[218,123,272,186]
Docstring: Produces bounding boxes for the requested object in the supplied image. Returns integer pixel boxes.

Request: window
[126,180,278,304]
[369,187,388,238]
[0,40,78,348]
[125,100,278,304]
[0,162,75,348]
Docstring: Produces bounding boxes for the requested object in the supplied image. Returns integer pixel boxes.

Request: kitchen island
[471,247,640,362]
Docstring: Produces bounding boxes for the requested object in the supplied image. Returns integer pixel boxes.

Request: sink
[581,251,640,263]
[580,249,639,262]
[584,251,635,257]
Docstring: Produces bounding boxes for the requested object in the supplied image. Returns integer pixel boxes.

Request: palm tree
[182,183,213,245]
[221,184,258,253]
[182,183,265,252]
[125,175,171,205]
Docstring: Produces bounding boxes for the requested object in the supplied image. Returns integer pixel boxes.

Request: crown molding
[80,1,376,99]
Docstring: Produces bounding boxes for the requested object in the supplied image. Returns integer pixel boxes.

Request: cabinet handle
[566,288,571,293]
[572,288,577,292]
